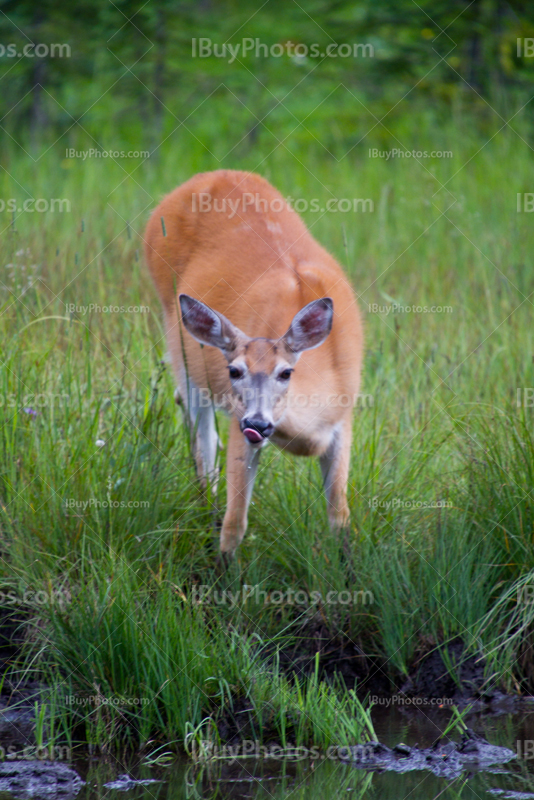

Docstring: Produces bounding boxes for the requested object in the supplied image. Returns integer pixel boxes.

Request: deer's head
[179,294,333,445]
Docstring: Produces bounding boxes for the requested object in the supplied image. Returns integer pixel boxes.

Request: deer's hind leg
[175,371,221,492]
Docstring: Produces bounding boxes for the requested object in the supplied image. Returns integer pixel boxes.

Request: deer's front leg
[220,416,261,554]
[320,416,352,529]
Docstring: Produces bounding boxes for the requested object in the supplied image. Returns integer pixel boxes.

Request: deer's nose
[241,417,274,442]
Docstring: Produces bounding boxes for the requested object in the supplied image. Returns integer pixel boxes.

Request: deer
[144,170,363,557]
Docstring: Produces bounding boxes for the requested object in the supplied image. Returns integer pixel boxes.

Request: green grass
[1,111,534,751]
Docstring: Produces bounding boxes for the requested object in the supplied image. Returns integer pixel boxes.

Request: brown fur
[144,170,364,554]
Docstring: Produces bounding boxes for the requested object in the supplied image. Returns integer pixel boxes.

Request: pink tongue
[243,427,263,443]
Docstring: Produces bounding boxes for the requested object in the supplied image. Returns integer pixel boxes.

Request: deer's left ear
[282,298,333,353]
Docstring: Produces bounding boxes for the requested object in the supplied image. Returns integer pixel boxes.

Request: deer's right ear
[179,295,242,353]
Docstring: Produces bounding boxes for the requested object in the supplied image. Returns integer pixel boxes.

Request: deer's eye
[228,366,243,380]
[278,368,293,381]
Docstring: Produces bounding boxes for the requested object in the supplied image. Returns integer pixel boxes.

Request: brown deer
[145,170,363,556]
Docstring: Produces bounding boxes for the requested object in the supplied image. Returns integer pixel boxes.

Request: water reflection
[77,704,534,799]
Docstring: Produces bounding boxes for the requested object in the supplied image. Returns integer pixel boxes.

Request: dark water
[74,704,534,799]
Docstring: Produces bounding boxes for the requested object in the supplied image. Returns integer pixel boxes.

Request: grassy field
[1,112,534,753]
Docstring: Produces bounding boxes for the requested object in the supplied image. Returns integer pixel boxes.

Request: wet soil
[0,761,84,799]
[0,603,531,798]
[276,622,496,703]
[341,729,517,779]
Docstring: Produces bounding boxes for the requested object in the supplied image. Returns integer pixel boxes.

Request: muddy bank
[0,611,527,766]
[0,593,526,707]
[0,677,57,761]
[340,729,517,779]
[0,700,526,799]
[276,623,519,705]
[0,761,84,799]
[399,637,490,702]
